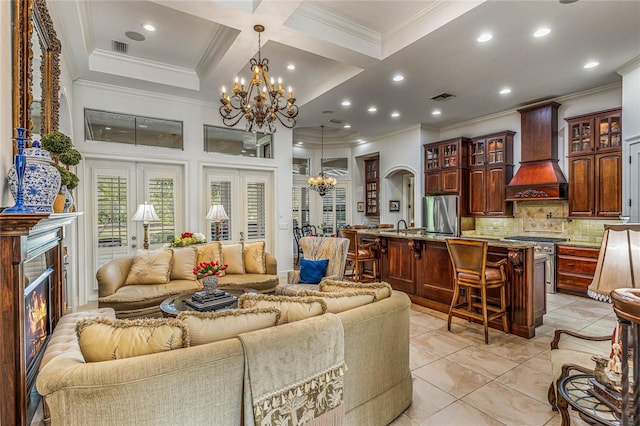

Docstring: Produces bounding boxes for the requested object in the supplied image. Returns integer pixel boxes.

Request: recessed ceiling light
[584,61,599,69]
[432,110,441,116]
[241,149,247,153]
[499,88,511,95]
[359,140,367,144]
[344,124,351,129]
[477,32,493,43]
[391,111,400,118]
[341,100,351,107]
[392,74,404,82]
[297,141,303,145]
[287,64,296,70]
[104,127,111,130]
[368,106,377,113]
[138,124,148,128]
[142,23,156,32]
[533,27,551,38]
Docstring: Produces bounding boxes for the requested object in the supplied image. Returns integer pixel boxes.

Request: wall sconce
[206,204,229,241]
[588,224,640,302]
[132,202,160,249]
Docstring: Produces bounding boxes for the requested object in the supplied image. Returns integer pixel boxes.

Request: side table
[558,373,620,426]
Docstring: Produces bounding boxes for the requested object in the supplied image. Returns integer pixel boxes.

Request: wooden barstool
[445,238,509,344]
[339,229,378,282]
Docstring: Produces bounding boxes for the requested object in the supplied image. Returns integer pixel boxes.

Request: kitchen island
[361,230,544,338]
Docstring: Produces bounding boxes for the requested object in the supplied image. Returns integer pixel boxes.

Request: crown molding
[296,3,381,45]
[88,49,200,90]
[196,26,239,76]
[617,55,640,76]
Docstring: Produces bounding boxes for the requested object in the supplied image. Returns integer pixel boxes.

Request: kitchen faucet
[397,219,408,230]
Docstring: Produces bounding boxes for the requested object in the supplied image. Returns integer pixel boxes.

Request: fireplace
[24,267,53,393]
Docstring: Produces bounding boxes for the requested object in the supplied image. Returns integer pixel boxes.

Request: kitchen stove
[502,235,569,293]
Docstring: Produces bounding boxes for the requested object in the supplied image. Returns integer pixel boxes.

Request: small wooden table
[160,288,256,318]
[558,373,620,426]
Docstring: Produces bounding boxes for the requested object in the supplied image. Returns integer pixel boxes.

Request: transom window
[204,125,273,158]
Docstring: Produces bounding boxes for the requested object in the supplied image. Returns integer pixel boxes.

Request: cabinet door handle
[567,263,575,267]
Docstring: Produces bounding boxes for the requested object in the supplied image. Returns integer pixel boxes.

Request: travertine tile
[446,346,518,378]
[409,342,440,370]
[389,413,419,426]
[411,330,472,357]
[481,338,548,364]
[462,382,556,426]
[418,401,506,426]
[413,358,492,398]
[523,352,553,376]
[404,377,457,422]
[496,365,553,404]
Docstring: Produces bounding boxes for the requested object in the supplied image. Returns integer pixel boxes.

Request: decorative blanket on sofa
[238,314,346,426]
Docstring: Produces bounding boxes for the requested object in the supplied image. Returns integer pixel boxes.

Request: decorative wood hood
[506,102,568,201]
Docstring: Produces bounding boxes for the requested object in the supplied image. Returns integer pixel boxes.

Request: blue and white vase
[61,185,73,212]
[8,141,61,213]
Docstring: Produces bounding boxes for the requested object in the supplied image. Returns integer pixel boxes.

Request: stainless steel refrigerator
[423,195,459,236]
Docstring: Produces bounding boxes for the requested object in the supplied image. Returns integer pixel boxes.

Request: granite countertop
[360,229,535,249]
[556,240,602,248]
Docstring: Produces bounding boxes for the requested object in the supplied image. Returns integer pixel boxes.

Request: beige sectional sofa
[37,290,412,426]
[97,241,279,318]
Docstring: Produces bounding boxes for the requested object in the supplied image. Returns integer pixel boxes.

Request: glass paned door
[320,184,348,236]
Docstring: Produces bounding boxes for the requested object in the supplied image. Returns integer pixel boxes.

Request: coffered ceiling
[49,0,640,144]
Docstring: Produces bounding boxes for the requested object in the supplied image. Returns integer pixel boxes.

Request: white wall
[1,1,13,207]
[72,81,293,302]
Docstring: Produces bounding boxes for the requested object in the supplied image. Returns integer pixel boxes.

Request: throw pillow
[319,279,392,300]
[124,248,173,285]
[238,294,327,325]
[196,242,225,277]
[299,258,329,284]
[302,289,376,313]
[243,241,266,274]
[222,243,245,275]
[177,307,280,346]
[170,246,198,281]
[76,317,189,362]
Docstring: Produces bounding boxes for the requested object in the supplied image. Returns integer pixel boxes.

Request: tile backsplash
[462,200,621,244]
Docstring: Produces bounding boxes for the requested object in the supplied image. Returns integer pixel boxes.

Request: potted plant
[41,131,72,165]
[42,131,82,212]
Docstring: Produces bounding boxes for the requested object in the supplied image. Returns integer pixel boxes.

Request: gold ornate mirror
[12,0,61,147]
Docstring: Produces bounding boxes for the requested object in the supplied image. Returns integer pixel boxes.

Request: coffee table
[160,288,257,318]
[558,373,621,426]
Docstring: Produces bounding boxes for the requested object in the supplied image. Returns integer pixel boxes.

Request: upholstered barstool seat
[340,229,378,282]
[445,238,509,344]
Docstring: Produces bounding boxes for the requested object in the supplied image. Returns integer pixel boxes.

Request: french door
[204,167,272,250]
[86,160,183,292]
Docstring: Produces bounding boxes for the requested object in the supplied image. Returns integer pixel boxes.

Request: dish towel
[239,314,346,426]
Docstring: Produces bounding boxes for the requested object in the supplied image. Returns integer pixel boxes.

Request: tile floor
[391,292,617,426]
[31,292,616,426]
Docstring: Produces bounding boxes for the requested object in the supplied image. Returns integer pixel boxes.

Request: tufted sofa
[97,241,278,319]
[38,290,413,426]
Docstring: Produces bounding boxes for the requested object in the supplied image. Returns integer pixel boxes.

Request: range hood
[506,102,567,201]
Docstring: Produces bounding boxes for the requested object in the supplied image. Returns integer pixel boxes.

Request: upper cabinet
[468,131,515,217]
[423,137,470,195]
[566,108,622,218]
[364,156,380,217]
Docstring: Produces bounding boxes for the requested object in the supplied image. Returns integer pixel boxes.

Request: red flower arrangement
[193,260,228,278]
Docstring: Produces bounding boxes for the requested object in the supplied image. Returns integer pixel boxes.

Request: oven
[502,236,568,294]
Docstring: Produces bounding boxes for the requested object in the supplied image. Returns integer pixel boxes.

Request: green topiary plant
[59,148,82,167]
[55,164,72,188]
[41,131,72,164]
[67,172,79,191]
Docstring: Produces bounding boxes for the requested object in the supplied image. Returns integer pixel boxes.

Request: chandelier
[219,25,298,133]
[308,125,337,197]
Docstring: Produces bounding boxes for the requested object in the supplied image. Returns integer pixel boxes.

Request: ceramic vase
[8,141,61,213]
[4,128,35,214]
[202,275,219,294]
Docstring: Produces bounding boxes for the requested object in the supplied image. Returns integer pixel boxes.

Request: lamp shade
[132,202,160,222]
[206,204,229,222]
[587,224,640,302]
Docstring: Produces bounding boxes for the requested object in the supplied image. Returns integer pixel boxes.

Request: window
[204,125,273,158]
[84,109,183,149]
[293,158,310,175]
[246,183,266,240]
[209,181,232,241]
[96,175,128,248]
[147,177,175,244]
[320,185,347,235]
[322,158,348,177]
[292,185,310,229]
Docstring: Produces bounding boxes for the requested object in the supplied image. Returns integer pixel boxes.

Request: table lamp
[132,202,160,249]
[206,204,229,241]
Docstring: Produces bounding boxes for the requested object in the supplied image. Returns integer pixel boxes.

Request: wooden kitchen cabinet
[424,138,470,214]
[468,131,515,217]
[556,245,600,297]
[364,156,380,216]
[566,108,622,218]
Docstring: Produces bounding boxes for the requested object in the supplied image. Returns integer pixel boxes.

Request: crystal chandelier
[308,125,337,197]
[219,25,298,133]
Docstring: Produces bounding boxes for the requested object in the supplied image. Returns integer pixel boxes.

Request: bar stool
[339,229,378,282]
[445,238,509,344]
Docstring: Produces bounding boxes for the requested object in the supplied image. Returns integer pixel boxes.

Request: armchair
[276,236,349,296]
[548,328,611,425]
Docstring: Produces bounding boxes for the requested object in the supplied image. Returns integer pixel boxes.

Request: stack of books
[185,290,237,312]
